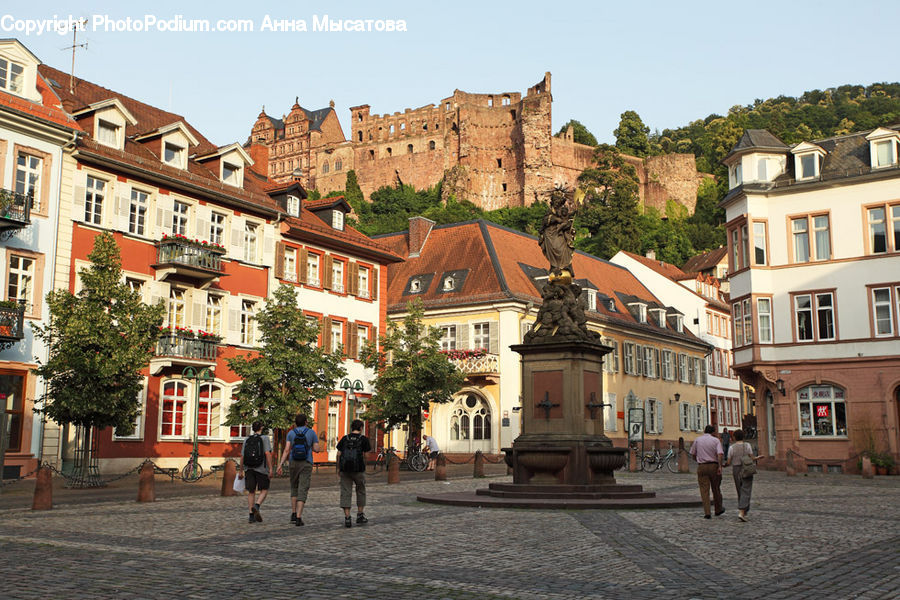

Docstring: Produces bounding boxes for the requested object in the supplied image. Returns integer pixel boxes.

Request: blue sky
[7,1,899,148]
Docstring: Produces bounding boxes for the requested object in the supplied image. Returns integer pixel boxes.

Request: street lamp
[775,378,786,396]
[182,366,214,481]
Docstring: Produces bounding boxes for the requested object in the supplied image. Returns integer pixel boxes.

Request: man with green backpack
[276,414,321,526]
[336,419,371,528]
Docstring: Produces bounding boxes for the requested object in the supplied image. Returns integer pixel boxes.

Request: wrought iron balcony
[0,300,26,349]
[446,352,499,375]
[0,188,32,233]
[154,236,226,282]
[155,333,218,362]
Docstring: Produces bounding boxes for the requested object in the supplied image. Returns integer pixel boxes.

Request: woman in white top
[724,429,761,522]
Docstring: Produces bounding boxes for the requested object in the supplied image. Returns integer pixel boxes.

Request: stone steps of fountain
[476,488,655,500]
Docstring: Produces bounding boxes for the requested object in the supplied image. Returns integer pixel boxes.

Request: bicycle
[181,452,204,481]
[641,443,678,473]
[372,446,428,473]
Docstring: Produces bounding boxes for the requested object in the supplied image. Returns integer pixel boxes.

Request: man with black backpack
[336,419,371,527]
[276,414,321,526]
[239,421,272,523]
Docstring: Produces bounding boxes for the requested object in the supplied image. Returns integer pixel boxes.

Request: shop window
[798,385,846,437]
[0,372,26,451]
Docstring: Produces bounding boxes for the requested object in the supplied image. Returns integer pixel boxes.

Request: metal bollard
[137,462,155,503]
[221,460,238,497]
[387,453,400,484]
[31,465,52,510]
[473,450,485,478]
[435,453,447,481]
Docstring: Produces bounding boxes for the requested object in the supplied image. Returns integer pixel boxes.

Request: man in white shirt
[423,434,441,471]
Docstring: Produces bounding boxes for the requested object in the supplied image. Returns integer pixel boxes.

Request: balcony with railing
[443,349,499,376]
[154,235,226,283]
[0,300,26,349]
[151,329,219,373]
[0,189,32,232]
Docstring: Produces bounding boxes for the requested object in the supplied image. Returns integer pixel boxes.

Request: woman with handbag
[724,429,762,522]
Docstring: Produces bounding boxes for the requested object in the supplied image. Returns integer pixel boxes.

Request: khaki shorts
[289,460,313,502]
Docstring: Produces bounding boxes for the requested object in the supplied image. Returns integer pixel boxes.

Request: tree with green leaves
[225,284,346,459]
[575,144,642,259]
[343,169,365,210]
[359,299,464,438]
[614,110,656,157]
[33,232,165,482]
[555,119,598,146]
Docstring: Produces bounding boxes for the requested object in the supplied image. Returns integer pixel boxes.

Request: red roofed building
[376,218,712,457]
[0,40,80,478]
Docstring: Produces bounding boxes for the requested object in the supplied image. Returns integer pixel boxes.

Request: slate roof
[682,247,728,274]
[376,220,708,347]
[303,107,331,132]
[726,129,789,159]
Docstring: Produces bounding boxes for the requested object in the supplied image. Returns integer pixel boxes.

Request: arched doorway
[446,392,494,454]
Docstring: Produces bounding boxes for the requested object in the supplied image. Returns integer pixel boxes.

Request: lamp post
[182,366,214,481]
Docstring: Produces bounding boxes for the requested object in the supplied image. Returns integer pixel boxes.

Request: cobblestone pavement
[0,470,898,599]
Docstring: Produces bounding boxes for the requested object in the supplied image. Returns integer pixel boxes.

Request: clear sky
[7,0,899,148]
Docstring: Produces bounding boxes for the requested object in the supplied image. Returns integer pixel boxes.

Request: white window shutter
[457,323,469,350]
[115,182,131,232]
[155,194,174,238]
[701,404,708,430]
[230,216,245,258]
[656,400,664,435]
[192,289,207,329]
[643,399,651,432]
[635,345,644,376]
[150,280,170,312]
[488,321,499,354]
[195,204,211,242]
[227,295,242,344]
[263,224,276,260]
[73,170,87,224]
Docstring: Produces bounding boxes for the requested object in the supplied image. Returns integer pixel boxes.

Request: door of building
[327,404,339,461]
[766,390,776,456]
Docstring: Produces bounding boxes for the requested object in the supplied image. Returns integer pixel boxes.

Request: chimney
[408,216,435,258]
[645,249,656,260]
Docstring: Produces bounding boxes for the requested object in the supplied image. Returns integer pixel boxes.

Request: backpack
[339,434,364,472]
[290,427,311,462]
[243,434,265,468]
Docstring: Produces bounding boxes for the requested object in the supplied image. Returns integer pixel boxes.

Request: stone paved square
[0,471,898,599]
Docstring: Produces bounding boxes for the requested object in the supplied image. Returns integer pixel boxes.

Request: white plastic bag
[233,476,246,493]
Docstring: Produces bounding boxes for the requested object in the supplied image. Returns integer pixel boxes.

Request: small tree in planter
[33,232,164,486]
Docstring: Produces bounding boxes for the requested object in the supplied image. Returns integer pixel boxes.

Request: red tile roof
[377,220,708,345]
[619,250,687,279]
[0,71,80,131]
[283,210,403,264]
[682,246,728,274]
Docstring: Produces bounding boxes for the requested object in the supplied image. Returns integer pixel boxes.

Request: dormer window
[0,57,24,94]
[791,142,826,181]
[442,276,455,291]
[286,195,300,217]
[629,302,648,323]
[874,140,897,168]
[410,278,422,293]
[332,210,344,230]
[650,308,667,327]
[97,120,120,148]
[222,162,242,186]
[674,315,684,333]
[798,153,818,179]
[586,289,596,311]
[164,142,186,168]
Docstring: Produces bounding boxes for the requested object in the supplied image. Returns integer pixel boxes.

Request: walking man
[336,419,371,527]
[239,421,272,523]
[690,424,725,519]
[276,414,321,526]
[424,433,440,471]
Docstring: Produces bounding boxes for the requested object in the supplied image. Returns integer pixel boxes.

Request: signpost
[182,366,214,481]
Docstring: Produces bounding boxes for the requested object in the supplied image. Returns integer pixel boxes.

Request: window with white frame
[794,292,835,342]
[172,201,189,236]
[84,176,105,225]
[332,210,344,230]
[792,217,810,262]
[741,298,752,344]
[15,154,41,211]
[662,349,674,380]
[647,398,658,433]
[812,215,831,260]
[643,346,657,379]
[731,228,740,272]
[757,297,773,343]
[872,287,894,336]
[623,342,635,375]
[873,139,897,168]
[306,253,320,286]
[209,212,226,246]
[606,340,619,373]
[129,189,148,236]
[222,162,241,186]
[740,224,749,269]
[243,222,258,263]
[7,254,33,311]
[205,294,222,336]
[0,57,25,94]
[816,293,835,340]
[330,321,343,353]
[733,301,744,346]
[473,322,490,350]
[331,260,344,293]
[286,195,300,217]
[229,389,252,440]
[126,277,144,299]
[357,325,369,357]
[168,288,186,328]
[283,247,297,281]
[358,266,370,298]
[753,222,767,265]
[197,382,222,438]
[161,380,188,437]
[866,204,900,254]
[679,402,690,431]
[440,325,457,350]
[240,300,256,345]
[164,142,186,168]
[797,153,819,179]
[712,350,721,376]
[678,353,689,383]
[798,384,846,437]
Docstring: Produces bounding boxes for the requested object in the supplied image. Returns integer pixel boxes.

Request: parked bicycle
[181,451,204,481]
[373,446,428,473]
[641,443,678,473]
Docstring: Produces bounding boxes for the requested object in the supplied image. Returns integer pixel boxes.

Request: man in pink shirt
[690,424,725,518]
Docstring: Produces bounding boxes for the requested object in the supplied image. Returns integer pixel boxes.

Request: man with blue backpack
[276,414,321,526]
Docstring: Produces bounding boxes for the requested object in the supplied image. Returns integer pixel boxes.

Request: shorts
[245,469,270,493]
[429,451,439,459]
[289,460,313,502]
[339,471,366,508]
